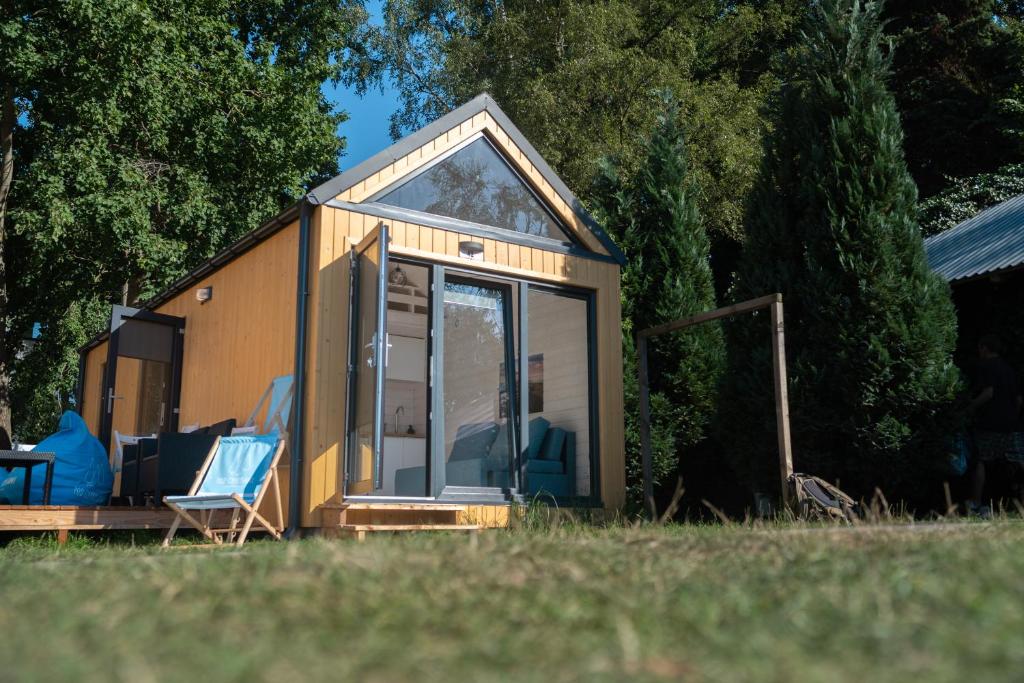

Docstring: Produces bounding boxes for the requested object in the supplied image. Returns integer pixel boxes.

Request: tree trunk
[0,83,15,440]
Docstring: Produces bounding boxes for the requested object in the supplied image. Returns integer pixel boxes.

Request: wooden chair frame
[161,436,286,547]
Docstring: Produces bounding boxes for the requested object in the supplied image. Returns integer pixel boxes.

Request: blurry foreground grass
[1,520,1022,682]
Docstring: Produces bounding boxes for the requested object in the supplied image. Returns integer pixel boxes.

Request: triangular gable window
[373,137,573,242]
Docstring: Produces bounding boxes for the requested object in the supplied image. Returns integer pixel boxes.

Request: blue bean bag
[0,411,113,505]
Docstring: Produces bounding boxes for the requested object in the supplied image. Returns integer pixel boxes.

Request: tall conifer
[596,93,723,508]
[722,0,960,497]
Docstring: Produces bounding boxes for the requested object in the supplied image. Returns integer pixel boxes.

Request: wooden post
[637,334,655,519]
[770,300,794,506]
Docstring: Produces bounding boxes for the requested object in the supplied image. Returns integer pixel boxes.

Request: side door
[98,306,186,455]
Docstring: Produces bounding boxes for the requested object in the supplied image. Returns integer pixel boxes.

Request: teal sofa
[393,417,576,498]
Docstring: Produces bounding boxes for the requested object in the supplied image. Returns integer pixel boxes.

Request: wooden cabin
[74,94,626,534]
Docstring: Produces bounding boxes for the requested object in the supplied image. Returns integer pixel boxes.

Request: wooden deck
[0,505,178,532]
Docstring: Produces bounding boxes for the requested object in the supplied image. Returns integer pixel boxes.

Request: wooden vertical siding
[302,205,626,525]
[77,223,299,523]
[152,224,299,429]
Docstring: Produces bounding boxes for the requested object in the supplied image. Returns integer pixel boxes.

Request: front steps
[321,502,485,540]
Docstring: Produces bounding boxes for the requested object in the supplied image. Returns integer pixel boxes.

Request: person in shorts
[967,334,1022,516]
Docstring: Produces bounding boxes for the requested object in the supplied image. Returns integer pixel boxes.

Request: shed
[925,193,1024,374]
[76,93,627,532]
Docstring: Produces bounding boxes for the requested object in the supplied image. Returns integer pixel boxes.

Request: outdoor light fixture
[196,286,213,304]
[458,240,485,261]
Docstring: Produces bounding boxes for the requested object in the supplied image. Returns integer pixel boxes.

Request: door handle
[106,388,125,413]
[365,336,376,368]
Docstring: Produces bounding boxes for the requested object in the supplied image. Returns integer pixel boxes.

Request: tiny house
[76,94,626,531]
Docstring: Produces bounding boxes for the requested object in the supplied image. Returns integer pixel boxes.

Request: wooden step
[335,523,483,542]
[339,503,467,511]
[340,524,481,532]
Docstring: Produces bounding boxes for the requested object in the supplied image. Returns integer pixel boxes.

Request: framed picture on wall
[499,354,544,418]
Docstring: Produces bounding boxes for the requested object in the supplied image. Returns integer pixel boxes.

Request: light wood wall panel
[334,111,609,256]
[304,206,625,519]
[154,223,299,430]
[81,340,108,437]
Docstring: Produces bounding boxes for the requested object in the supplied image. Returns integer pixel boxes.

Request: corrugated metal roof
[924,193,1024,282]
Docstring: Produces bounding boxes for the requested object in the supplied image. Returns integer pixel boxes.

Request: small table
[0,451,56,505]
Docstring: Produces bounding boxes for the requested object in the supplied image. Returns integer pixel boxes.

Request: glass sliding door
[440,276,517,491]
[524,287,594,499]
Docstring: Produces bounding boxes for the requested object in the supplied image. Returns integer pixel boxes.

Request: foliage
[594,94,724,510]
[882,1,1024,198]
[721,0,961,498]
[918,163,1024,236]
[1,0,362,440]
[346,0,806,247]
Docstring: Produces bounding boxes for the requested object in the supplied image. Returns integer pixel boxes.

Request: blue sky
[324,0,402,171]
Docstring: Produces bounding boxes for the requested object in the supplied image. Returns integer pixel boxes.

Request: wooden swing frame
[637,293,794,518]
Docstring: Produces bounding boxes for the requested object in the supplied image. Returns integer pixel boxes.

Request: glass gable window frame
[364,133,580,248]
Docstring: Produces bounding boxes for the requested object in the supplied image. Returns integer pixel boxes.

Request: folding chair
[243,375,294,435]
[161,434,285,547]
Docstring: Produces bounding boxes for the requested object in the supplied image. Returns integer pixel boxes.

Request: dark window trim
[435,270,520,497]
[325,198,620,265]
[363,131,578,246]
[339,248,602,509]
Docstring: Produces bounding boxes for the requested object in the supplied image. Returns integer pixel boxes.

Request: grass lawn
[1,521,1022,682]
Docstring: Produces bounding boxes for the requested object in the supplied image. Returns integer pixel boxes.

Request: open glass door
[98,305,185,459]
[346,224,390,494]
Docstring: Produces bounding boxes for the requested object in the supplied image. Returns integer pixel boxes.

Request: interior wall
[80,340,108,437]
[109,357,142,454]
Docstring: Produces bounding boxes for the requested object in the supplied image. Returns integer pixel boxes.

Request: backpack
[787,473,859,523]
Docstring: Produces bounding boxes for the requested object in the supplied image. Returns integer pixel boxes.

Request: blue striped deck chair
[242,375,293,437]
[161,435,285,547]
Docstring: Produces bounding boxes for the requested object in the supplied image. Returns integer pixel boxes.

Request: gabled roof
[308,93,625,264]
[86,92,621,342]
[925,193,1024,283]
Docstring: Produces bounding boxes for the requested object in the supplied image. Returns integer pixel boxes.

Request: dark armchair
[136,419,236,505]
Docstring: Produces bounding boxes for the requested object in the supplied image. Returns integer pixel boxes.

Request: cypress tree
[722,0,960,498]
[595,92,724,509]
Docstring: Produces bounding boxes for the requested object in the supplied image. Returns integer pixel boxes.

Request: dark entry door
[98,306,185,454]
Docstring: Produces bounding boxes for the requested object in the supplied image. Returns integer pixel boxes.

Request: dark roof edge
[78,200,303,353]
[307,93,625,265]
[943,261,1024,285]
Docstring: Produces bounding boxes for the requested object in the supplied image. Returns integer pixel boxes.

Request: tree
[882,2,1024,198]
[721,0,961,499]
[346,0,806,250]
[1,0,362,439]
[919,163,1024,236]
[594,93,723,509]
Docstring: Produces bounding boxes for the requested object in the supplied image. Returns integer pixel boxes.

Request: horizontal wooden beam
[0,506,178,530]
[637,293,782,339]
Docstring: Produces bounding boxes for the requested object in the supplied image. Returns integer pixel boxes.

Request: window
[374,137,573,242]
[526,287,592,498]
